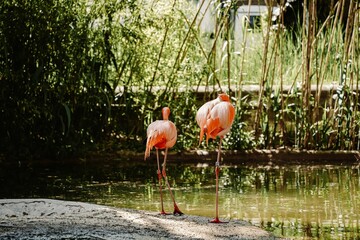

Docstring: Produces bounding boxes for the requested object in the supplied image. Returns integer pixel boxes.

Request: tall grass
[201,0,360,151]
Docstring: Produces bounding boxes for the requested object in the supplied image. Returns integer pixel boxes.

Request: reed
[198,0,360,150]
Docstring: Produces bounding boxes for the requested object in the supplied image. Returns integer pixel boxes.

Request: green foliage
[171,92,200,150]
[0,0,116,160]
[0,0,210,161]
[1,0,360,162]
[226,96,255,150]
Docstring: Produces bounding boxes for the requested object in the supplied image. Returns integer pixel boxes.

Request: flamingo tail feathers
[199,127,205,145]
[145,132,158,160]
[205,117,221,144]
[144,136,153,160]
[144,130,166,160]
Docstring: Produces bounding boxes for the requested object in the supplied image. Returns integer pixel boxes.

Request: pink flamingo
[144,107,183,215]
[196,93,235,223]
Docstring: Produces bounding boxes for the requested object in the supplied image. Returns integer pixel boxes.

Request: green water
[1,162,359,239]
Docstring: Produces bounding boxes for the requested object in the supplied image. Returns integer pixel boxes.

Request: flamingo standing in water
[196,93,235,223]
[144,107,183,215]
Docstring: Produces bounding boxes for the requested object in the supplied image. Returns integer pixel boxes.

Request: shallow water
[1,161,359,239]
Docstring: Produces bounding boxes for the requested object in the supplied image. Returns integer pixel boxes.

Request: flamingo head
[162,107,170,120]
[218,93,230,102]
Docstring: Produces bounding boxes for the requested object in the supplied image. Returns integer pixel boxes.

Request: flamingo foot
[159,210,172,216]
[173,204,184,216]
[210,217,228,223]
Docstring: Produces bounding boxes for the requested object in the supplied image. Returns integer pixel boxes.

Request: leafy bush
[0,0,115,160]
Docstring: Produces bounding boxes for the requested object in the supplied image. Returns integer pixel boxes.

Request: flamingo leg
[162,148,184,216]
[156,149,167,215]
[210,137,227,223]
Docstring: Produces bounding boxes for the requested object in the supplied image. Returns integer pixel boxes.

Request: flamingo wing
[196,98,220,144]
[209,102,235,137]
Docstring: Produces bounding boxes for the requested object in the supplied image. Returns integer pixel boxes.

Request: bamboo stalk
[236,0,252,118]
[354,6,360,150]
[226,10,231,93]
[279,0,285,147]
[344,1,358,149]
[315,1,341,125]
[178,10,215,93]
[253,0,272,140]
[301,0,315,148]
[208,1,233,92]
[164,0,212,94]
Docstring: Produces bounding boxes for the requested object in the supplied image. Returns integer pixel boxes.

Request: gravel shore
[0,199,282,240]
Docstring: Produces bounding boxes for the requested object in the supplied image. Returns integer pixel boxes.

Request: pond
[1,160,359,239]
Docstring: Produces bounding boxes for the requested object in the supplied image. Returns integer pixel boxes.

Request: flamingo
[144,107,183,216]
[196,93,235,223]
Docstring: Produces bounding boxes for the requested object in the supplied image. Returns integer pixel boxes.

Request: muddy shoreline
[0,199,281,240]
[2,149,359,168]
[56,149,360,166]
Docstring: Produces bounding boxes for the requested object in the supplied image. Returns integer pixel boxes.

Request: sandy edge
[0,199,283,240]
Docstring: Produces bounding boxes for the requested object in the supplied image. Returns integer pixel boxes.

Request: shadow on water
[1,160,360,239]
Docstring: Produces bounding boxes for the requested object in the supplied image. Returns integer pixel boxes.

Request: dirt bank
[0,199,281,240]
[87,149,360,166]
